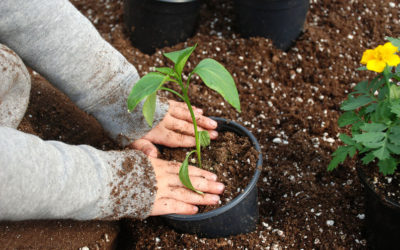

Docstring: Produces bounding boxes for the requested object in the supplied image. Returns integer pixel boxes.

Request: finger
[130,139,158,158]
[150,198,198,216]
[164,114,218,139]
[145,128,196,148]
[170,109,218,131]
[169,100,203,114]
[166,187,220,205]
[162,174,225,194]
[164,161,218,181]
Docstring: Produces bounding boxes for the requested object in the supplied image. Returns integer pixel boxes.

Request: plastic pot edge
[162,117,262,221]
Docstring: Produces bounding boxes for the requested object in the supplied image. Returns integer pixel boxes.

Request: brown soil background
[1,0,400,249]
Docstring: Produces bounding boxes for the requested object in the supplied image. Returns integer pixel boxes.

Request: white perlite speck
[80,247,89,250]
[326,220,334,226]
[357,214,365,220]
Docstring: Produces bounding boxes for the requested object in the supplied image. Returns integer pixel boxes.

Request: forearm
[0,127,156,221]
[0,0,168,146]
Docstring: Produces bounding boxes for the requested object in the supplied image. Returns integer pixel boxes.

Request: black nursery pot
[162,117,262,238]
[234,0,309,51]
[123,0,200,54]
[357,167,400,250]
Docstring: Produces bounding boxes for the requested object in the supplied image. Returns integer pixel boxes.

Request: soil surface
[1,0,400,249]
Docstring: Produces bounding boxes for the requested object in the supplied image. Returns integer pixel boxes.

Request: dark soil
[161,131,258,213]
[1,0,400,249]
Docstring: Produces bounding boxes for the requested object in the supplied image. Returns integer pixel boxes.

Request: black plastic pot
[162,117,262,238]
[233,0,309,51]
[123,0,200,54]
[357,167,400,250]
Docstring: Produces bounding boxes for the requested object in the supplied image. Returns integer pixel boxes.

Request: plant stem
[160,87,185,101]
[182,89,202,168]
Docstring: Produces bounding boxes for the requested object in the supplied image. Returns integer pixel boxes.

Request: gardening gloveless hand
[149,157,225,215]
[131,100,219,158]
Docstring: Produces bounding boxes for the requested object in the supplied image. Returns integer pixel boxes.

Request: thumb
[130,139,158,158]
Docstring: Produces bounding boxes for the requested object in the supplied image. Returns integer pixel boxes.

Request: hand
[149,157,225,216]
[131,100,218,158]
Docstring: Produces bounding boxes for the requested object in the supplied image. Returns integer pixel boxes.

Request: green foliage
[127,44,241,192]
[328,36,400,176]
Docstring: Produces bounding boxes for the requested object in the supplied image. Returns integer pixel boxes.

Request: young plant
[328,37,400,175]
[127,44,241,193]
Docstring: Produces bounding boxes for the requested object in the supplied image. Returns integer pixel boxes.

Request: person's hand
[131,100,219,158]
[149,157,225,215]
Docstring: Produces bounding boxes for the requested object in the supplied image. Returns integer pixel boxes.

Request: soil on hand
[1,0,400,249]
[161,131,259,213]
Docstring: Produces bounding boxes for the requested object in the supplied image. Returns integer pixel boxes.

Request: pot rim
[156,0,197,3]
[162,117,262,221]
[357,166,400,210]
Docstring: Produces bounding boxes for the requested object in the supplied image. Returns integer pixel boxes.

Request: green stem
[182,89,202,168]
[383,66,392,103]
[160,87,185,101]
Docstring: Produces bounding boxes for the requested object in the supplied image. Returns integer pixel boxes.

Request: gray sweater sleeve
[0,0,166,220]
[0,127,157,221]
[0,0,169,146]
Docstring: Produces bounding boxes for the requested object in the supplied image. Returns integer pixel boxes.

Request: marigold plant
[328,37,400,175]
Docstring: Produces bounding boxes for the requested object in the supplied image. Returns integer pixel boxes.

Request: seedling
[127,44,241,193]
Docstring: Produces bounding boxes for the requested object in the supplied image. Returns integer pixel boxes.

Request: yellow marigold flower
[360,42,400,73]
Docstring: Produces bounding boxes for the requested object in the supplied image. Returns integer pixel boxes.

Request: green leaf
[387,142,400,154]
[365,102,377,114]
[127,73,167,112]
[371,101,392,123]
[193,58,241,112]
[386,36,400,49]
[353,132,385,144]
[360,123,387,132]
[338,111,360,127]
[390,100,400,117]
[378,158,397,175]
[361,152,376,164]
[356,66,367,71]
[396,64,400,73]
[388,127,400,145]
[142,92,157,126]
[199,131,211,147]
[373,145,390,160]
[156,67,176,77]
[328,146,353,171]
[353,80,369,94]
[339,133,355,145]
[179,150,203,195]
[341,95,372,111]
[164,45,197,77]
[390,84,400,100]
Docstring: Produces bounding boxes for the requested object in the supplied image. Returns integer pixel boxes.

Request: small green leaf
[156,67,176,77]
[338,111,360,127]
[373,145,390,160]
[193,58,241,112]
[142,92,157,126]
[356,66,367,71]
[361,152,375,164]
[341,95,373,111]
[386,36,400,49]
[360,123,387,132]
[378,158,397,175]
[328,146,353,171]
[127,73,167,112]
[353,132,385,144]
[388,127,400,145]
[389,84,400,100]
[365,103,377,114]
[164,45,197,77]
[387,142,400,154]
[179,150,203,195]
[390,100,400,117]
[339,133,355,145]
[353,80,369,94]
[199,131,211,147]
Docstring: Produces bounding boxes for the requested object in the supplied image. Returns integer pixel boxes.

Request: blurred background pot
[124,0,200,54]
[358,167,400,250]
[234,0,309,51]
[162,117,262,238]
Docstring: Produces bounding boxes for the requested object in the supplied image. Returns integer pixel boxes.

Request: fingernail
[193,206,198,213]
[211,195,220,203]
[217,183,225,192]
[210,131,218,138]
[209,119,218,127]
[196,108,203,114]
[210,174,218,181]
